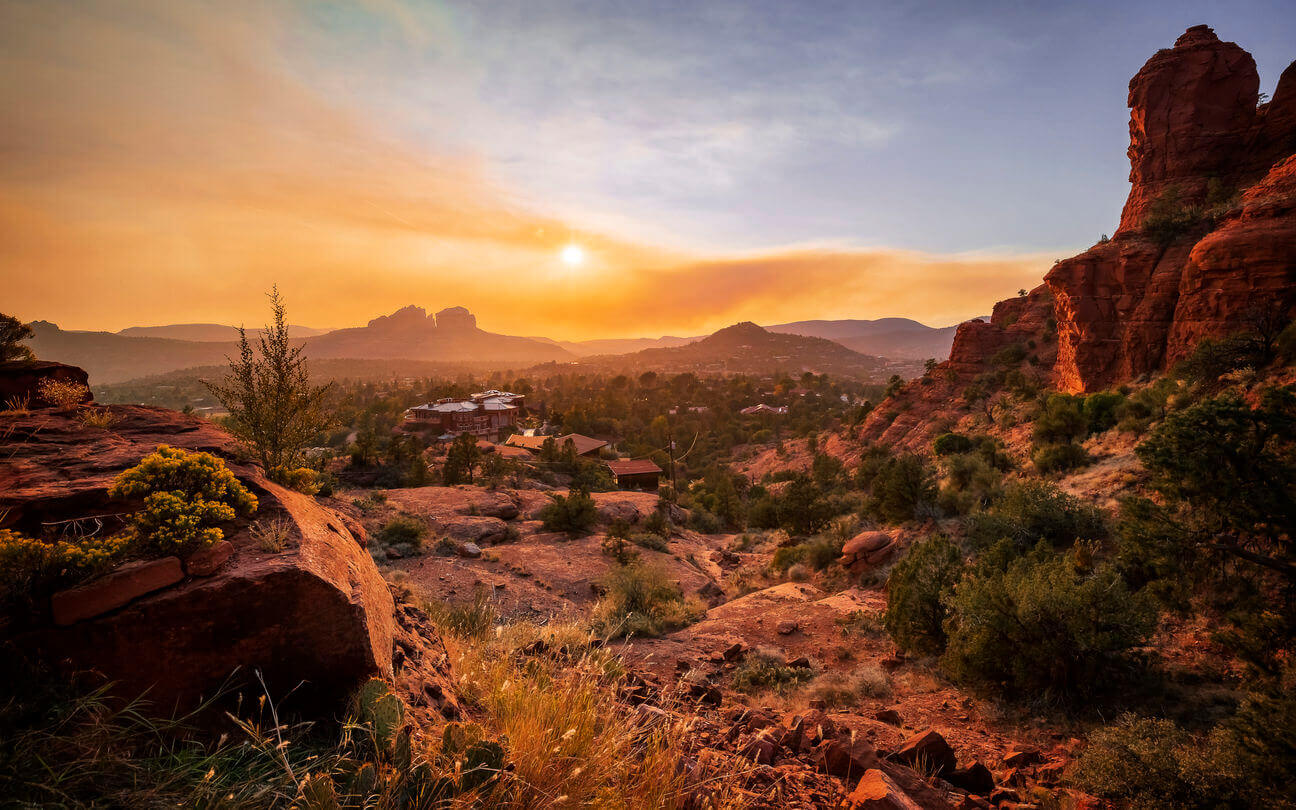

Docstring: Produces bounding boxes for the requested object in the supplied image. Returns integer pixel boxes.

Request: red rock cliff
[864,25,1295,442]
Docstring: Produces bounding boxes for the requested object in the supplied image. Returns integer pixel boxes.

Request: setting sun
[560,244,585,266]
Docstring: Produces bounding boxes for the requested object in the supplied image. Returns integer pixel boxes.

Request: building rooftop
[504,433,608,456]
[606,459,663,476]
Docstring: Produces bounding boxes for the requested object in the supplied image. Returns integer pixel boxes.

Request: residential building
[404,390,525,437]
[606,459,663,491]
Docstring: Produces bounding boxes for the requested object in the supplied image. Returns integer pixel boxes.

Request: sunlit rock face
[1045,25,1296,393]
[434,306,478,332]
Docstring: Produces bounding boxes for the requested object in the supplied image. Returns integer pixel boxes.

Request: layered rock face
[1,405,399,714]
[1047,26,1296,392]
[0,361,93,407]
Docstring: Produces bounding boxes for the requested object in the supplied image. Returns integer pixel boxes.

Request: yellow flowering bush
[110,445,257,554]
[0,529,134,612]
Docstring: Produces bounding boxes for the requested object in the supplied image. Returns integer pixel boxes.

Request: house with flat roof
[404,390,524,437]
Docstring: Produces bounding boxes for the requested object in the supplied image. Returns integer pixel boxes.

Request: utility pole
[666,413,677,496]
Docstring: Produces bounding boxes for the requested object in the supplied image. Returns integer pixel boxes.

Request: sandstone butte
[863,25,1296,449]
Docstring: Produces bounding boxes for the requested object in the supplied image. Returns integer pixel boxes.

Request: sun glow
[560,243,585,266]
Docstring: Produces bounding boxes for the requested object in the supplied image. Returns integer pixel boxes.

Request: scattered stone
[889,729,957,776]
[874,708,904,726]
[776,620,798,635]
[1002,748,1044,768]
[846,768,923,809]
[988,788,1021,805]
[722,642,745,661]
[947,761,995,796]
[786,655,812,669]
[457,542,483,559]
[184,540,233,577]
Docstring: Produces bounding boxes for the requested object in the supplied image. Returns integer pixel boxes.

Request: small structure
[505,432,608,457]
[740,403,788,416]
[404,390,524,437]
[606,459,663,491]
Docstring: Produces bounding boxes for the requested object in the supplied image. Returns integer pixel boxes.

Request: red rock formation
[1047,26,1296,392]
[0,360,92,407]
[1,405,400,714]
[866,26,1295,423]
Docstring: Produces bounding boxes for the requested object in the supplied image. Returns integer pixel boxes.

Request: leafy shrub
[806,665,890,707]
[964,480,1105,553]
[932,432,974,456]
[643,507,670,538]
[938,452,1005,515]
[1082,391,1126,433]
[1073,695,1296,810]
[883,535,963,655]
[269,466,320,495]
[378,515,426,550]
[109,445,257,554]
[600,519,638,565]
[1033,393,1088,444]
[0,530,134,615]
[590,563,703,638]
[539,488,598,536]
[863,454,938,524]
[941,546,1155,697]
[731,650,812,694]
[1032,441,1089,473]
[786,562,811,582]
[770,534,844,573]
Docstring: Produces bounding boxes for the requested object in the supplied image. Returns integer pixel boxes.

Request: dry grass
[249,516,294,553]
[77,408,120,430]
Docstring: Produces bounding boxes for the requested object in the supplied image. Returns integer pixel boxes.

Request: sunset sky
[3,0,1294,341]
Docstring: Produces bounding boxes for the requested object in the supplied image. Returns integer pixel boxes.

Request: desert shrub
[1032,441,1089,473]
[601,519,639,565]
[539,487,598,536]
[590,563,703,638]
[731,650,812,695]
[770,533,843,574]
[786,562,811,582]
[629,532,668,552]
[964,480,1104,553]
[378,514,426,550]
[1074,695,1296,810]
[1082,391,1125,433]
[1173,334,1265,391]
[941,545,1155,698]
[0,530,134,615]
[883,535,963,655]
[1033,393,1088,444]
[643,507,670,538]
[109,445,257,554]
[36,377,90,407]
[938,452,1004,515]
[270,466,320,495]
[932,432,974,456]
[863,454,938,524]
[806,666,889,707]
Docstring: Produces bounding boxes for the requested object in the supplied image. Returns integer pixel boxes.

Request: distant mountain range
[118,323,333,341]
[22,306,969,385]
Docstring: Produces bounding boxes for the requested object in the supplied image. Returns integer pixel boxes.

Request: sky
[2,0,1294,341]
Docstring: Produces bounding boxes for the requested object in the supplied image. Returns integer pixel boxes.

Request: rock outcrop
[0,360,92,407]
[2,405,399,715]
[1047,25,1296,392]
[864,25,1295,437]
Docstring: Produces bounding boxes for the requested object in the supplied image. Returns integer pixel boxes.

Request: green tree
[884,535,964,654]
[205,288,331,475]
[0,313,34,362]
[443,433,481,485]
[941,545,1154,698]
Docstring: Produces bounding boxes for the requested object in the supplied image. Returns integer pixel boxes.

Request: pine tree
[204,288,330,476]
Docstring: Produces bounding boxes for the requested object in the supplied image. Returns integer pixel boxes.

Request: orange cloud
[0,0,1051,341]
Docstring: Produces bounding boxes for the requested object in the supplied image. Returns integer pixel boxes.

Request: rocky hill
[118,323,332,341]
[767,318,962,361]
[573,321,912,380]
[300,305,574,366]
[864,25,1296,448]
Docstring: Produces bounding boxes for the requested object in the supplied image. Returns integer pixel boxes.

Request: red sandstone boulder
[840,530,897,572]
[890,729,958,776]
[2,405,397,715]
[0,360,92,408]
[51,557,183,626]
[847,769,924,810]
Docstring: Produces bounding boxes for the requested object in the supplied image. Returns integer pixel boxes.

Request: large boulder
[0,361,92,408]
[2,405,396,715]
[840,530,898,573]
